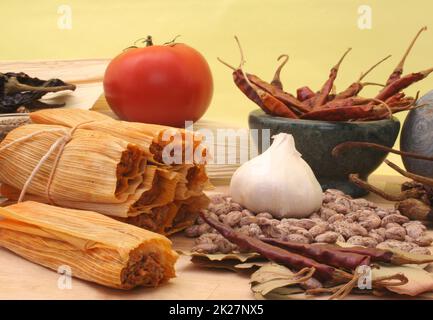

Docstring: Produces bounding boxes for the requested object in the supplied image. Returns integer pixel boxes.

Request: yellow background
[1,0,433,175]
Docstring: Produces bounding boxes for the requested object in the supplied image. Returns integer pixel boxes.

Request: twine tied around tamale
[0,121,94,204]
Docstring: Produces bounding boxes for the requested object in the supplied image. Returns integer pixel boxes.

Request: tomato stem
[163,35,181,46]
[144,35,153,47]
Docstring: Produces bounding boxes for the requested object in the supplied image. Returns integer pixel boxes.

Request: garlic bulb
[230,133,323,218]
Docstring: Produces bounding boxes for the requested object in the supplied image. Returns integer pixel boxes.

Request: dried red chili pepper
[296,86,315,102]
[335,55,391,100]
[270,54,289,90]
[200,212,418,298]
[311,48,352,108]
[262,238,371,270]
[222,63,296,118]
[301,102,390,121]
[255,87,299,118]
[317,244,393,264]
[218,37,301,118]
[386,26,427,85]
[385,92,406,104]
[200,211,338,281]
[231,69,265,108]
[248,74,310,114]
[220,29,430,122]
[376,67,433,101]
[320,97,372,109]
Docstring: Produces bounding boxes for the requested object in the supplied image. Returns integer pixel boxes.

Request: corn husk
[0,108,210,235]
[0,124,147,204]
[30,108,207,164]
[0,201,178,289]
[0,165,178,217]
[0,123,209,234]
[29,109,211,197]
[122,194,210,234]
[172,164,210,200]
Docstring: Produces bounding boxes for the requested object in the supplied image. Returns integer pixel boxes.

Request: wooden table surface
[0,59,429,300]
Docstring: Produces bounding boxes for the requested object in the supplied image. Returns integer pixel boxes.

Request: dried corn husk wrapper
[0,109,209,234]
[29,109,211,199]
[0,119,209,234]
[0,201,178,289]
[0,124,147,204]
[30,108,207,164]
[0,166,177,217]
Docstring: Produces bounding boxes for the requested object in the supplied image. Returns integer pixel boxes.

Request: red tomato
[103,40,213,127]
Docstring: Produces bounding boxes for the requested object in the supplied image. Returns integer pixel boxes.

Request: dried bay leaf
[179,251,264,273]
[252,279,306,295]
[337,242,433,267]
[257,291,309,300]
[249,263,315,300]
[386,248,433,266]
[178,250,260,262]
[250,263,298,283]
[235,261,268,269]
[190,256,243,272]
[373,264,433,296]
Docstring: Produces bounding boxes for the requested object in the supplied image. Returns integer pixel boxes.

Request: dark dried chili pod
[0,72,76,113]
[200,211,336,281]
[261,238,371,270]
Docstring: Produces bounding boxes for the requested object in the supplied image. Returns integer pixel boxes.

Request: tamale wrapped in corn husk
[0,165,179,217]
[30,109,207,164]
[0,183,208,234]
[172,164,210,201]
[122,194,210,234]
[0,124,147,204]
[0,201,178,289]
[29,109,211,197]
[0,109,209,234]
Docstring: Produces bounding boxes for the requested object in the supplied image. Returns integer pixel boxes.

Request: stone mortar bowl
[249,109,400,197]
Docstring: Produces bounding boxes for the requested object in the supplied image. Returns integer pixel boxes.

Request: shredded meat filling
[121,252,165,288]
[150,139,207,164]
[115,146,143,195]
[122,206,171,232]
[186,165,207,190]
[135,175,162,207]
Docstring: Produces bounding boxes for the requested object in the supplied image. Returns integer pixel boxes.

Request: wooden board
[0,180,426,300]
[0,59,431,300]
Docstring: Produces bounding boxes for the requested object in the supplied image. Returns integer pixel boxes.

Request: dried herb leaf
[180,250,264,273]
[250,263,315,299]
[388,248,433,266]
[255,290,309,300]
[337,241,433,266]
[373,264,433,296]
[252,279,306,295]
[250,263,297,283]
[179,250,260,262]
[190,256,244,272]
[235,261,268,269]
